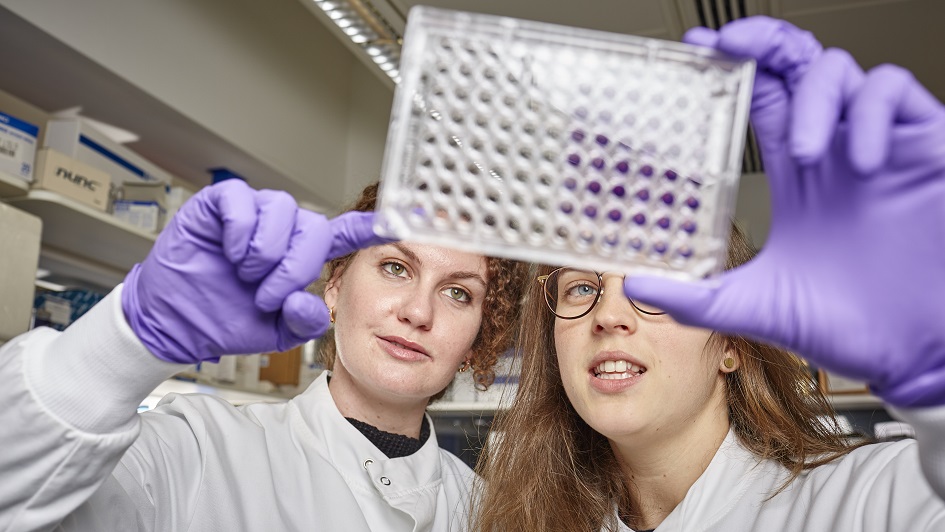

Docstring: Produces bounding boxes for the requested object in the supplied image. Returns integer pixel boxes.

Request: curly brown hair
[314,182,529,399]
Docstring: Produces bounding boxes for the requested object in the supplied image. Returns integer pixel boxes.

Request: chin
[372,368,447,399]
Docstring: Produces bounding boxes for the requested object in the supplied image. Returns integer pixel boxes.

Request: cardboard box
[259,346,302,386]
[43,117,173,186]
[0,110,38,182]
[33,148,112,211]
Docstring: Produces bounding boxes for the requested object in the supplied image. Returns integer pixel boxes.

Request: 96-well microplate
[376,6,755,281]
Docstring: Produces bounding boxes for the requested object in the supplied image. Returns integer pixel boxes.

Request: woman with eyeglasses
[473,17,945,532]
[0,181,528,531]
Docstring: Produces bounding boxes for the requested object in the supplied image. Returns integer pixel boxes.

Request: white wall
[343,60,394,207]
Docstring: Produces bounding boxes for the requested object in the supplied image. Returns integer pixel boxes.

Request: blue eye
[566,282,599,299]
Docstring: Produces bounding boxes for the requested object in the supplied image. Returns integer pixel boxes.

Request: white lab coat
[614,410,945,531]
[0,287,475,532]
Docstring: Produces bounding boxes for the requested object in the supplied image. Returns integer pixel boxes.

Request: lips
[586,351,647,392]
[379,335,429,356]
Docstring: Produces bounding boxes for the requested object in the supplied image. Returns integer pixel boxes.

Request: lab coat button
[363,459,374,469]
[380,476,391,486]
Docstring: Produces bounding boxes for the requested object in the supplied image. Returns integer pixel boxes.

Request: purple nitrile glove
[624,17,945,407]
[122,179,392,364]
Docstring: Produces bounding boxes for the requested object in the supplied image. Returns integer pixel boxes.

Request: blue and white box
[0,110,38,182]
[113,200,165,233]
[43,117,173,186]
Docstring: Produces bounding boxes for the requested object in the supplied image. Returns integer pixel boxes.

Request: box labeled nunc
[33,148,112,211]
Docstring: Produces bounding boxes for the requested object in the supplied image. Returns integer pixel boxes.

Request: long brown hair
[473,224,862,531]
[314,182,529,397]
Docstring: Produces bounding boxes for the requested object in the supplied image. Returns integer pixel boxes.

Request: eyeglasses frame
[536,267,667,320]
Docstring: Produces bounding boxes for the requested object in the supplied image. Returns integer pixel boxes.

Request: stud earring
[458,359,471,373]
[723,357,735,370]
[329,307,335,324]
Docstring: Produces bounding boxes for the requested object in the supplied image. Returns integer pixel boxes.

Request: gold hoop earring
[328,307,335,324]
[723,357,735,370]
[458,359,471,373]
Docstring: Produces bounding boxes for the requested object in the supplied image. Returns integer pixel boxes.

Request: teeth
[595,360,646,377]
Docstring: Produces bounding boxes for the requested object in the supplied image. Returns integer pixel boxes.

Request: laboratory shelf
[7,189,157,274]
[0,171,29,198]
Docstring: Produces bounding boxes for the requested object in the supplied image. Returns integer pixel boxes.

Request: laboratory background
[0,0,940,467]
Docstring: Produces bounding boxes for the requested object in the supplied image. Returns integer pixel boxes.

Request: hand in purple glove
[623,17,945,407]
[122,179,391,364]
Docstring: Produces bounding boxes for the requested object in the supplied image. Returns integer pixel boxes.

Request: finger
[237,189,296,282]
[255,209,332,312]
[328,211,396,260]
[623,267,773,340]
[278,291,331,348]
[683,27,719,48]
[623,275,721,328]
[847,64,942,173]
[790,48,865,165]
[210,179,257,264]
[714,17,822,87]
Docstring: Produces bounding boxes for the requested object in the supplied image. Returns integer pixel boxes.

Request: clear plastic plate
[376,6,755,281]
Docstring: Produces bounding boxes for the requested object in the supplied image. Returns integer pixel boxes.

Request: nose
[592,273,638,335]
[396,286,435,330]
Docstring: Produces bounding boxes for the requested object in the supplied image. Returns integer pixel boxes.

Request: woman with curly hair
[0,180,528,531]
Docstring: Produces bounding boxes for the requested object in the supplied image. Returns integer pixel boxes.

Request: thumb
[277,291,331,350]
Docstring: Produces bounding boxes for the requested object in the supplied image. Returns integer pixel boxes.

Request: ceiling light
[309,0,403,85]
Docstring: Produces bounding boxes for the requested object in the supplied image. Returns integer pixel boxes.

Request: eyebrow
[390,242,488,288]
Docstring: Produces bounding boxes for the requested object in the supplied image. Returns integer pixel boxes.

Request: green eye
[383,262,408,277]
[445,287,471,303]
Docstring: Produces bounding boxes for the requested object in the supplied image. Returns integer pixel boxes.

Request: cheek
[652,329,716,380]
[553,325,582,382]
[439,311,483,361]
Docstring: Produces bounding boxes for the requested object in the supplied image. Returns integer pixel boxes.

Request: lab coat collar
[291,372,444,496]
[656,429,773,530]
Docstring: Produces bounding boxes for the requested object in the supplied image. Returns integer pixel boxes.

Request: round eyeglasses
[536,267,667,320]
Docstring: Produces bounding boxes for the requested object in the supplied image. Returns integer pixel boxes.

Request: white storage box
[44,117,173,186]
[0,202,42,341]
[113,200,165,233]
[0,110,38,183]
